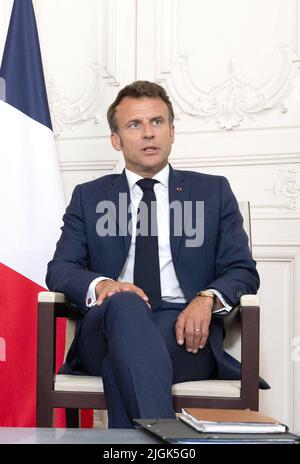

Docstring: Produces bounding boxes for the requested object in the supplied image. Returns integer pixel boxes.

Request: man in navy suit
[46,81,263,429]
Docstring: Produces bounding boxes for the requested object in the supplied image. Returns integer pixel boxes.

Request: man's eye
[129,122,139,128]
[152,119,161,126]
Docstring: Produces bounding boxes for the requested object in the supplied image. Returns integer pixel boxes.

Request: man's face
[110,96,175,177]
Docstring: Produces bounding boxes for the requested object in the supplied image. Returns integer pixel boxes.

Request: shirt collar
[125,164,169,190]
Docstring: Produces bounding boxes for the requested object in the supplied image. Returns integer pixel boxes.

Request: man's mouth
[142,146,159,153]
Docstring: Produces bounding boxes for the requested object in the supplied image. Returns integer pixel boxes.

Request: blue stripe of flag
[0,0,52,130]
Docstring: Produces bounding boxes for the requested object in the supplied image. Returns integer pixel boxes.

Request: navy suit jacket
[46,165,269,388]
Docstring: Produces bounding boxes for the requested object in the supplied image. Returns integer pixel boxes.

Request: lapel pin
[176,186,183,191]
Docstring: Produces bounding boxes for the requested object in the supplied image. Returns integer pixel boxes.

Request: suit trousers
[77,291,217,428]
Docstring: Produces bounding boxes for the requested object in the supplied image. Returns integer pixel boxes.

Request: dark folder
[134,418,300,445]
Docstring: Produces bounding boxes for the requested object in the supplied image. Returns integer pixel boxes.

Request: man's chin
[126,160,168,177]
[141,158,168,172]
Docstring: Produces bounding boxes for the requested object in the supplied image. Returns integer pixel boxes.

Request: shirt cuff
[207,289,232,314]
[86,276,114,307]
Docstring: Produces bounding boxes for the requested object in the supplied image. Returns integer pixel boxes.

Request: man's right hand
[95,280,150,307]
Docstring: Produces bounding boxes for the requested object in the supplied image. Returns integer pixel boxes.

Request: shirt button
[87,298,92,304]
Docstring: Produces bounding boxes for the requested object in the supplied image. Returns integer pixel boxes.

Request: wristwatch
[196,290,215,299]
[196,290,216,311]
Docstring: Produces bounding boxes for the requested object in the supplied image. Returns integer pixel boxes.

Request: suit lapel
[106,169,132,258]
[168,165,190,263]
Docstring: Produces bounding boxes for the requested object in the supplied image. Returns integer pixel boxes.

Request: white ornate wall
[1,0,300,430]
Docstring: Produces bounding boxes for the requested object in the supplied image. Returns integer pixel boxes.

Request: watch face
[201,291,214,297]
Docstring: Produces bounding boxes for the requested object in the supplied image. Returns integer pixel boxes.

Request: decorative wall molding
[60,160,120,174]
[47,65,105,138]
[171,153,300,168]
[174,124,300,134]
[253,168,300,214]
[46,0,120,138]
[265,168,300,210]
[171,155,300,219]
[155,0,300,130]
[253,212,300,220]
[254,245,300,256]
[254,246,300,430]
[254,241,300,247]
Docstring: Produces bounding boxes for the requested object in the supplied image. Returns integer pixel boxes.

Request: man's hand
[95,280,150,307]
[175,296,213,353]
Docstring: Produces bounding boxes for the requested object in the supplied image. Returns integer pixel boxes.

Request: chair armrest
[38,291,66,304]
[37,294,60,395]
[240,294,259,307]
[36,291,80,402]
[38,291,81,319]
[238,294,260,407]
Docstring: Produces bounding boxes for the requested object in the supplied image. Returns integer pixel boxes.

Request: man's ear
[170,124,175,144]
[111,132,122,151]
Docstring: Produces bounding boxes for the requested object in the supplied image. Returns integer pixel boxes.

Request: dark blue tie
[133,178,162,309]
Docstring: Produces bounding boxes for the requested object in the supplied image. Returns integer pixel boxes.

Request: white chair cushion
[172,380,241,397]
[54,374,104,393]
[54,374,240,398]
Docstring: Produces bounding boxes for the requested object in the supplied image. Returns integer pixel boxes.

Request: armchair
[36,202,261,427]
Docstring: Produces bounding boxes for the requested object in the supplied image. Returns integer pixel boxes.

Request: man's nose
[142,123,154,139]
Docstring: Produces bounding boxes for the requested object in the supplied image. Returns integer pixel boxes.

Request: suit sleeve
[46,185,102,309]
[207,176,260,307]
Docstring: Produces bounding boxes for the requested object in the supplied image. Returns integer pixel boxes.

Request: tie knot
[136,178,159,192]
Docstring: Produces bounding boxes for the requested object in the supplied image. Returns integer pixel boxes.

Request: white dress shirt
[86,164,231,313]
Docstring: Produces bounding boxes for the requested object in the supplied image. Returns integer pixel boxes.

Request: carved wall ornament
[191,61,270,130]
[47,64,119,138]
[42,0,121,138]
[158,45,300,130]
[155,0,300,130]
[265,168,300,210]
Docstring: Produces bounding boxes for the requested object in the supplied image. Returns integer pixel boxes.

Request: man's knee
[82,292,146,332]
[101,291,152,334]
[104,291,148,318]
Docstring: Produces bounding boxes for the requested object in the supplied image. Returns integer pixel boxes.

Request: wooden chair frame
[36,293,260,427]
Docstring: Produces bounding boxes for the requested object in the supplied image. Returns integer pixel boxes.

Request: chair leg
[36,404,53,427]
[66,408,80,427]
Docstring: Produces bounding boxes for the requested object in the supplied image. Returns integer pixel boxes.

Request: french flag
[0,0,66,426]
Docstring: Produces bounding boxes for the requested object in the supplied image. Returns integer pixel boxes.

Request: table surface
[1,426,299,445]
[0,427,162,444]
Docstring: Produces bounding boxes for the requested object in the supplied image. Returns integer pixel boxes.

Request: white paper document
[180,408,287,434]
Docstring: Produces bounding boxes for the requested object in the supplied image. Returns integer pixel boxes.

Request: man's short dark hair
[107,80,175,132]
